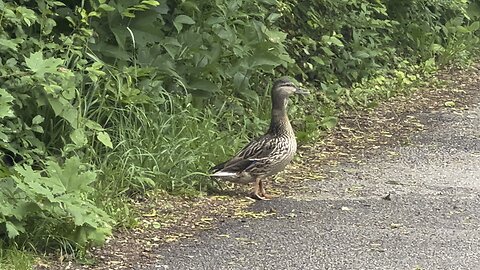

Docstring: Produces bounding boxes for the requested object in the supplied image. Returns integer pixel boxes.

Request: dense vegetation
[0,0,479,265]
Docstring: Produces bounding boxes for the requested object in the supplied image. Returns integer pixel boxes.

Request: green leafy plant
[0,0,479,263]
[1,157,112,248]
[0,0,115,253]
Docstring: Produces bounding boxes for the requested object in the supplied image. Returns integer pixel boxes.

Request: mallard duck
[210,77,307,200]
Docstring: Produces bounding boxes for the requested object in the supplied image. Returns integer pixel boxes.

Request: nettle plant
[0,0,113,249]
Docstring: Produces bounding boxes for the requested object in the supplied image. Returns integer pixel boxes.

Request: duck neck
[268,98,293,136]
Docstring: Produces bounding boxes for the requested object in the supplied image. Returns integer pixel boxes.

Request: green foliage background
[0,0,479,257]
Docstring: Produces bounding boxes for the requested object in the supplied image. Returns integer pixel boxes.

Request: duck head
[271,77,308,110]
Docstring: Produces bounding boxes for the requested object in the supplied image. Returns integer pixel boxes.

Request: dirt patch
[37,63,480,269]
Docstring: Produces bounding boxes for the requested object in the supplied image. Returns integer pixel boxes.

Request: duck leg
[250,177,268,200]
[259,179,271,199]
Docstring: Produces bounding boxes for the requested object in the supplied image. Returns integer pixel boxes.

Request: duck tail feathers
[211,171,237,177]
[209,161,226,173]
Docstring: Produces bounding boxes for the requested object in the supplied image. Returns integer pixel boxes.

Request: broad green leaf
[321,35,344,47]
[311,56,325,65]
[161,37,182,58]
[213,25,235,41]
[353,51,370,59]
[48,97,79,127]
[0,88,14,118]
[74,171,97,191]
[11,202,38,220]
[25,51,63,78]
[0,131,9,142]
[321,47,335,56]
[431,44,444,53]
[68,204,87,226]
[0,202,13,217]
[52,1,66,6]
[110,25,128,50]
[13,166,55,200]
[16,6,37,26]
[206,16,225,25]
[97,131,113,148]
[85,120,104,131]
[468,21,480,31]
[176,15,195,24]
[467,2,480,19]
[233,72,248,91]
[329,36,344,47]
[265,29,287,43]
[98,4,115,11]
[41,175,66,196]
[48,157,96,192]
[141,0,160,6]
[174,15,195,32]
[88,11,102,18]
[42,18,57,35]
[62,86,76,100]
[278,53,294,64]
[70,129,88,146]
[267,13,282,23]
[249,51,285,68]
[32,115,45,125]
[0,38,19,52]
[5,221,21,238]
[189,80,219,93]
[31,125,44,133]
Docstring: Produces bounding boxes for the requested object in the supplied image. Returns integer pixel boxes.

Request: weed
[0,0,479,260]
[0,244,34,270]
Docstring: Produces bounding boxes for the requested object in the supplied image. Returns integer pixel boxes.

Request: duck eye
[280,82,294,88]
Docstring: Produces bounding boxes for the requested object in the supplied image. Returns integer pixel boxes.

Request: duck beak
[295,87,309,95]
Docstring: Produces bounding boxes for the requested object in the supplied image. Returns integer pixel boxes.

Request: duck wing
[211,134,276,175]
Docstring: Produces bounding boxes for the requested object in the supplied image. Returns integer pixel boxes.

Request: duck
[210,77,308,200]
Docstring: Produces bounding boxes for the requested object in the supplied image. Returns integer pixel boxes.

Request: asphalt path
[149,101,480,270]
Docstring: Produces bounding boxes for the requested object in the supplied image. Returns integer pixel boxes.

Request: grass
[93,100,265,192]
[0,245,34,270]
[82,78,272,228]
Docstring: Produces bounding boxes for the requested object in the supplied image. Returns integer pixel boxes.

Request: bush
[0,0,115,251]
[0,0,478,256]
[278,0,479,99]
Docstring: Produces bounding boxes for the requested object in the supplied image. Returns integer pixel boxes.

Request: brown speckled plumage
[210,77,307,200]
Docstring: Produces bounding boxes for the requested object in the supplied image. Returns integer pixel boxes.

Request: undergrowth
[0,245,34,270]
[0,0,479,267]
